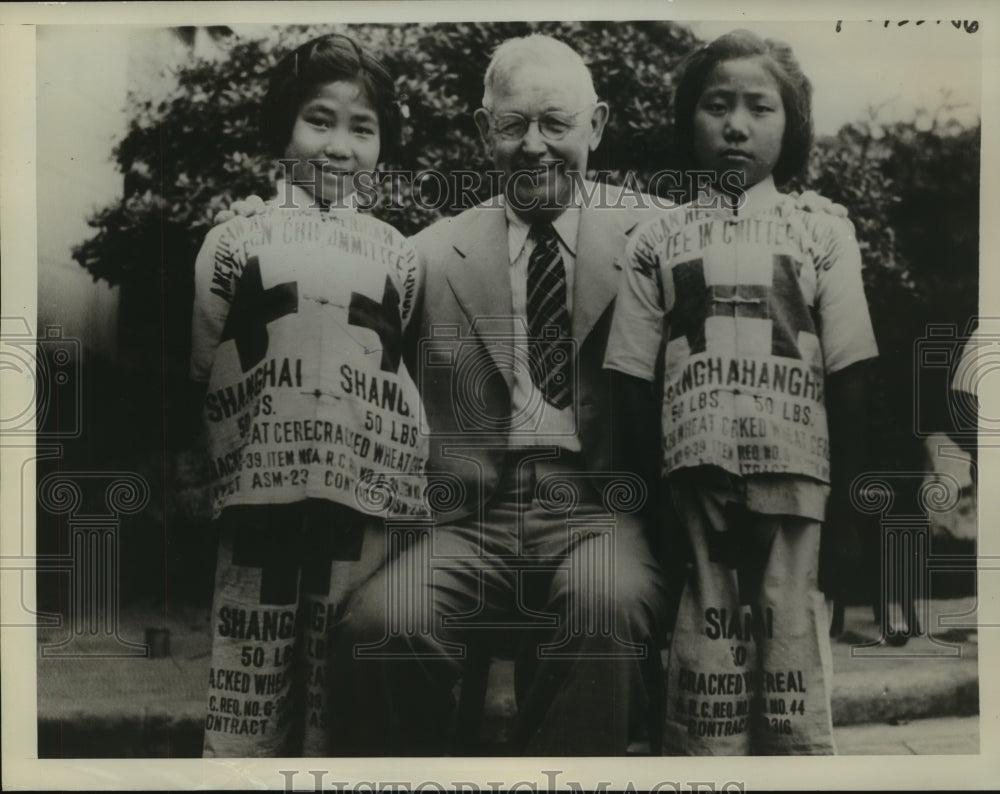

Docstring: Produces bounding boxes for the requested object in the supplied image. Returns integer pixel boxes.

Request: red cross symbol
[220,256,298,372]
[668,254,817,358]
[348,275,403,373]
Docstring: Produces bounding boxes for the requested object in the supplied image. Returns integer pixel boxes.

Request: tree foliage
[797,113,980,469]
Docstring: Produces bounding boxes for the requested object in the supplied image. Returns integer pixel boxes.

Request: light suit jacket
[405,184,662,522]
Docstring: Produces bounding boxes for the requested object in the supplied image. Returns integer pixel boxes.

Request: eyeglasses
[485,106,595,141]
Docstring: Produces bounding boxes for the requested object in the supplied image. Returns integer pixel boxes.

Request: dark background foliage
[54,22,978,606]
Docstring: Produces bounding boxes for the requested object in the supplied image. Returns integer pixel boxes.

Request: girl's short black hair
[672,29,813,185]
[261,33,401,160]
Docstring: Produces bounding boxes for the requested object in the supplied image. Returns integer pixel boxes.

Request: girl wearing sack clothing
[190,34,426,757]
[604,29,877,755]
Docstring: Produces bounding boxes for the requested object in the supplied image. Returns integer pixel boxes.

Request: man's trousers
[334,450,670,756]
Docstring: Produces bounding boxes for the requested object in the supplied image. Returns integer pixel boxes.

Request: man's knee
[338,575,392,652]
[545,547,666,641]
[337,563,471,669]
[599,563,666,648]
[615,514,670,614]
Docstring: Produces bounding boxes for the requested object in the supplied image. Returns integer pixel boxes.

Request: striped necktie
[526,222,573,410]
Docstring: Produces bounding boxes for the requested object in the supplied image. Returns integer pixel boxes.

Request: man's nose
[520,120,548,155]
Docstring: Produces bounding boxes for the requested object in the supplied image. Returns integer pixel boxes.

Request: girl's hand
[792,190,849,218]
[213,194,267,225]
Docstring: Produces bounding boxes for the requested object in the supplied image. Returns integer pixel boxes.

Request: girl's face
[692,56,786,191]
[284,79,381,206]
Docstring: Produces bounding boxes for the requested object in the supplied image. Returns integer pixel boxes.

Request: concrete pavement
[35,598,980,757]
[834,715,978,755]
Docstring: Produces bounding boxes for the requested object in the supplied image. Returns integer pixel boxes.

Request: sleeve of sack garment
[603,223,666,381]
[190,219,248,382]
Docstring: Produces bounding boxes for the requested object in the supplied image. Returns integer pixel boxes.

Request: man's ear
[473,108,494,155]
[588,102,610,151]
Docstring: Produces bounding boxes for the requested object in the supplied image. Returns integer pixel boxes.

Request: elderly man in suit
[337,34,671,757]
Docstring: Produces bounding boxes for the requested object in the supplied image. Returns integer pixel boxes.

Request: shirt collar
[505,200,580,264]
[697,174,781,219]
[273,179,360,213]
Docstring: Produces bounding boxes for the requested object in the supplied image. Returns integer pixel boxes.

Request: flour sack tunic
[191,187,427,756]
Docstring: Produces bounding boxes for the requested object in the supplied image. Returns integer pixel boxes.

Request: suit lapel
[444,207,516,389]
[572,203,634,341]
[440,198,637,387]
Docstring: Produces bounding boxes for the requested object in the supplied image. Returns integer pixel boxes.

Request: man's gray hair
[482,34,599,110]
